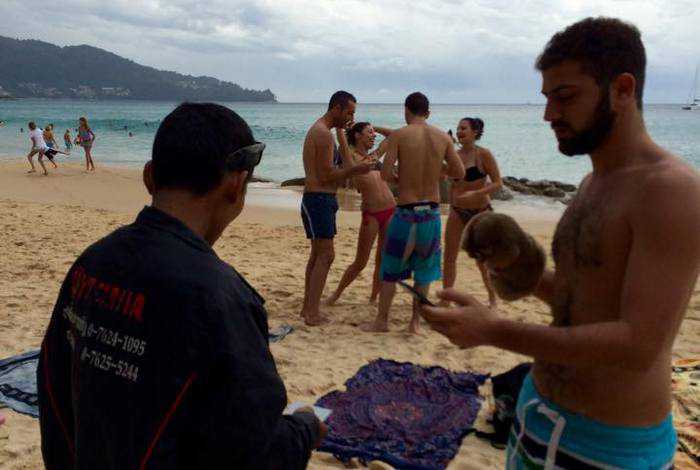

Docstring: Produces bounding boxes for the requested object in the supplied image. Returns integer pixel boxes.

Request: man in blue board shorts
[421,18,700,469]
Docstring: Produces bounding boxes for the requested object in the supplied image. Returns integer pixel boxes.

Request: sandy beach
[0,160,698,469]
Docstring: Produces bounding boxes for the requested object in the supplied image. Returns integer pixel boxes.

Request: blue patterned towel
[316,358,487,469]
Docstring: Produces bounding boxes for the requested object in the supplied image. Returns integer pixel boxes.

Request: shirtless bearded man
[422,18,700,468]
[362,92,465,333]
[300,91,372,326]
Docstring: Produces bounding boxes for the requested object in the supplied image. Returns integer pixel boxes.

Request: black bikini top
[464,165,487,182]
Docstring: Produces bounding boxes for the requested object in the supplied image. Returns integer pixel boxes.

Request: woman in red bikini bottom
[325,122,396,305]
[443,117,503,307]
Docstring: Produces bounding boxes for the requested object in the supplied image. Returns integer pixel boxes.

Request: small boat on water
[682,64,699,110]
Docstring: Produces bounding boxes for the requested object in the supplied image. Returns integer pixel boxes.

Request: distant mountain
[0,36,276,102]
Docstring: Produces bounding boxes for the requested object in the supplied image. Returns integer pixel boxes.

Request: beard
[553,93,616,156]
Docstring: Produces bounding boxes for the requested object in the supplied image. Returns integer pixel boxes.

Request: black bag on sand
[470,362,532,449]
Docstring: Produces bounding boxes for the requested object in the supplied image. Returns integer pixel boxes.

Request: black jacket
[38,206,319,469]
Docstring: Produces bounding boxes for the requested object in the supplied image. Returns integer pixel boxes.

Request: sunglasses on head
[225,142,265,172]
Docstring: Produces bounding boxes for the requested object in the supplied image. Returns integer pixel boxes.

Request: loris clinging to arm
[462,212,545,301]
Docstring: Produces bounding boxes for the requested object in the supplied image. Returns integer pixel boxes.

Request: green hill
[0,36,276,102]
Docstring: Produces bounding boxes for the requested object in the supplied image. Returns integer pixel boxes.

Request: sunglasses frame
[225,142,265,172]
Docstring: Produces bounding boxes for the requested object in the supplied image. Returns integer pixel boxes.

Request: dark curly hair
[405,92,429,116]
[461,117,484,140]
[536,17,646,110]
[347,122,371,146]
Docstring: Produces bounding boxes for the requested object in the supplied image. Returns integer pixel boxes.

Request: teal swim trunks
[506,373,676,469]
[380,202,442,285]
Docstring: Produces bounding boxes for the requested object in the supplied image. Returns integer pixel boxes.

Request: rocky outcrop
[280,175,578,205]
[280,177,306,187]
[502,177,577,205]
[250,176,273,183]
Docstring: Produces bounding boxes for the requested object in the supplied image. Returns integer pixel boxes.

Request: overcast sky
[2,0,698,103]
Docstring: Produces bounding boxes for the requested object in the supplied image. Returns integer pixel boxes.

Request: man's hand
[420,288,498,348]
[294,407,328,448]
[455,191,482,206]
[349,162,373,176]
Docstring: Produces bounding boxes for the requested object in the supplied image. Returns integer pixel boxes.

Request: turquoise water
[0,99,698,183]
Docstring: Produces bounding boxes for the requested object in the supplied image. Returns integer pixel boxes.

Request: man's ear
[143,160,154,195]
[222,170,249,203]
[611,73,637,111]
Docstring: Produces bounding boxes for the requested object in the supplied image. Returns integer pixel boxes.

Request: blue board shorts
[506,373,676,469]
[301,192,338,239]
[380,202,442,285]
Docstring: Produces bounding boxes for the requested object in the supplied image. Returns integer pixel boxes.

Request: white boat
[682,65,699,110]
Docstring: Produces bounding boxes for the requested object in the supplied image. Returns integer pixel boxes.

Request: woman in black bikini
[442,117,503,307]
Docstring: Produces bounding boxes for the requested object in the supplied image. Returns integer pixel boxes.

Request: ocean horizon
[1,99,698,185]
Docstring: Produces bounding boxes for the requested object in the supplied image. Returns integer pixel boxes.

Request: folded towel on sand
[0,326,295,419]
[0,350,40,418]
[269,324,294,343]
[316,359,487,470]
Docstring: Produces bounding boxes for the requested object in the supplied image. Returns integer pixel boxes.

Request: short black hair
[405,92,429,116]
[347,122,371,146]
[536,17,646,109]
[28,121,36,130]
[328,91,356,110]
[461,117,484,140]
[151,102,256,195]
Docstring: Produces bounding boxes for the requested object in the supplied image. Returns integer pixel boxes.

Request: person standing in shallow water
[299,91,373,326]
[63,129,72,152]
[325,122,396,306]
[77,116,96,171]
[442,118,502,308]
[422,17,700,469]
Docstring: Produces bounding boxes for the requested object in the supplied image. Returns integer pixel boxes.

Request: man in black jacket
[38,102,326,469]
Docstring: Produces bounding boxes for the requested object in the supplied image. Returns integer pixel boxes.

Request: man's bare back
[535,149,700,426]
[384,123,459,204]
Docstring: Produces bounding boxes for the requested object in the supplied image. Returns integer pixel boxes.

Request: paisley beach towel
[316,358,487,469]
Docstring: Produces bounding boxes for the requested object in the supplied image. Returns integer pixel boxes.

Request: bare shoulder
[633,152,700,223]
[427,124,450,141]
[644,153,700,198]
[392,125,410,137]
[478,146,496,161]
[307,120,331,140]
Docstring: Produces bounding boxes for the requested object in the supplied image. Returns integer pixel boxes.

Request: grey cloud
[0,0,697,103]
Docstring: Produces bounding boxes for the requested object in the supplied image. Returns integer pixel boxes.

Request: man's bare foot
[359,320,389,332]
[408,318,421,334]
[322,295,339,307]
[304,314,329,326]
[27,169,36,173]
[368,296,377,305]
[42,171,48,176]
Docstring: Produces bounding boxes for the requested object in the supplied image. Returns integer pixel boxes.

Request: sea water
[0,99,698,184]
